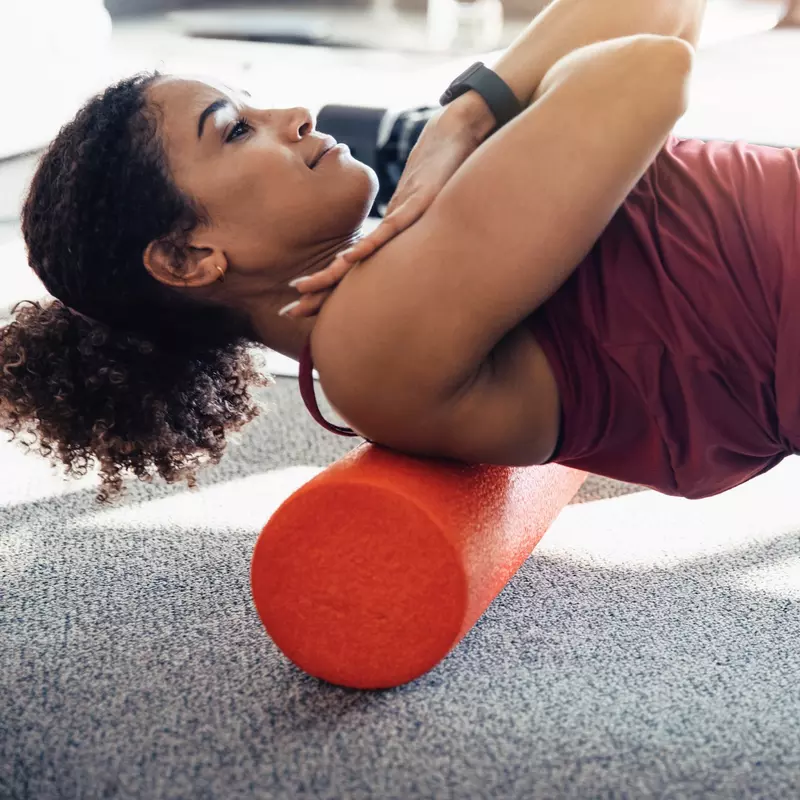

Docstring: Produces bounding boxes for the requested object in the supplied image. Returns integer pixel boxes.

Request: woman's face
[147,76,379,282]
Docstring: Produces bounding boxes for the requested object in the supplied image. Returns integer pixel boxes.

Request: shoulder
[307,213,465,450]
[312,291,560,465]
[308,263,449,454]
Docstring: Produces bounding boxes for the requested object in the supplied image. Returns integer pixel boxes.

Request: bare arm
[315,35,694,454]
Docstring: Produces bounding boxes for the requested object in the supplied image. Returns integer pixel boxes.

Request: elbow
[630,34,695,122]
[650,35,695,119]
[663,36,695,117]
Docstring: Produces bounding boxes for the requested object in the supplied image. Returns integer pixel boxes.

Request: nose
[284,106,315,141]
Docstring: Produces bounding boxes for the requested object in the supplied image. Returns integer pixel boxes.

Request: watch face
[454,62,483,83]
[440,62,484,106]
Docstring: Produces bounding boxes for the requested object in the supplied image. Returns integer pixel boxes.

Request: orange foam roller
[251,444,585,689]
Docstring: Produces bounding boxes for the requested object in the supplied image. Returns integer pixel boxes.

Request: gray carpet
[4,373,800,799]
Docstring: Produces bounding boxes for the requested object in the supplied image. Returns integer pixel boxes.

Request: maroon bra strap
[298,338,359,438]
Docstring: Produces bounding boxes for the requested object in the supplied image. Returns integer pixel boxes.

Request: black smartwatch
[439,61,522,133]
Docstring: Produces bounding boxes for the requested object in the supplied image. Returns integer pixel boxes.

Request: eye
[226,117,252,143]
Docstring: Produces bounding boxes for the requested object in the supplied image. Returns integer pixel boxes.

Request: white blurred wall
[0,1,112,159]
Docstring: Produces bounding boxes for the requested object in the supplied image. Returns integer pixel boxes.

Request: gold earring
[215,265,225,283]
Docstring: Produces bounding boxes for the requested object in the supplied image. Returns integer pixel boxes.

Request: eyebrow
[197,98,230,139]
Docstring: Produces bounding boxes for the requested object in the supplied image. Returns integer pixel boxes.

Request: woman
[6,0,787,503]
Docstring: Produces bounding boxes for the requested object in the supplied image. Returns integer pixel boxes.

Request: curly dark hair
[2,73,270,502]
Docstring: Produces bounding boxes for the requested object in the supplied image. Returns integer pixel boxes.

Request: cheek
[206,155,378,259]
[210,154,292,230]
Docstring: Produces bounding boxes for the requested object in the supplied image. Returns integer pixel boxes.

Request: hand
[281,107,482,319]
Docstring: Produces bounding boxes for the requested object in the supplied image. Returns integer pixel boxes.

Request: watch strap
[439,61,522,131]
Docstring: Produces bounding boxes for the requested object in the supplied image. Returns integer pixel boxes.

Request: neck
[252,311,316,363]
[240,231,363,362]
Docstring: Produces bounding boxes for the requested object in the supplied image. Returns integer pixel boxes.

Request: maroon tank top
[299,136,800,499]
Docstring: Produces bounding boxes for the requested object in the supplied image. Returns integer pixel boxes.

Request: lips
[309,136,338,169]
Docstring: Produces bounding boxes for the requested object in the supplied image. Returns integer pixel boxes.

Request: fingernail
[336,248,353,259]
[278,300,301,317]
[288,276,309,288]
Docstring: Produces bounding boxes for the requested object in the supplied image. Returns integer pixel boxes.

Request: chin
[341,160,380,226]
[312,158,379,240]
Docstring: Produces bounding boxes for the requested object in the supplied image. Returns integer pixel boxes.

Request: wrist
[441,90,499,146]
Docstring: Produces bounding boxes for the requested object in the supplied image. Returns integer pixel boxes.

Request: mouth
[309,136,338,169]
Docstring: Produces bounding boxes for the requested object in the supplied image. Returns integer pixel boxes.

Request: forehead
[146,77,236,172]
[148,76,228,126]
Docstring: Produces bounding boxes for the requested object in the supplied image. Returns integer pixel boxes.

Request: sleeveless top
[298,136,800,500]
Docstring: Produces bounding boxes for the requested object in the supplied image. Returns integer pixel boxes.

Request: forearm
[497,0,704,103]
[449,0,706,142]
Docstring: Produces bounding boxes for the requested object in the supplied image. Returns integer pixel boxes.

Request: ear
[143,238,228,289]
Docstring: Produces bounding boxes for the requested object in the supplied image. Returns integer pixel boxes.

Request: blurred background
[1,0,796,158]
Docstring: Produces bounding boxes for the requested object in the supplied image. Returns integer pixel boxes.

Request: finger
[346,210,412,260]
[289,200,425,295]
[291,238,379,295]
[340,206,418,261]
[383,179,409,218]
[280,290,329,319]
[289,255,355,294]
[378,197,427,238]
[326,203,420,269]
[351,209,410,258]
[339,230,391,262]
[293,290,329,318]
